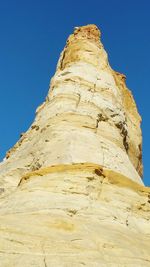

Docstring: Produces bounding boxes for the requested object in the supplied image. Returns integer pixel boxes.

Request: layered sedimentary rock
[0,25,149,266]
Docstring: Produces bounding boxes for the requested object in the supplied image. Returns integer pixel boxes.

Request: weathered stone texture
[0,25,149,266]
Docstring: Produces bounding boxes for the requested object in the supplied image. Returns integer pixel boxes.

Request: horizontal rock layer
[0,164,150,266]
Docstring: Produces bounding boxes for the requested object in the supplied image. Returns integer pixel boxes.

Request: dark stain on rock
[0,188,5,194]
[94,168,105,177]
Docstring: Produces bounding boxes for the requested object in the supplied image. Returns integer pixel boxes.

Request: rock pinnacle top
[69,24,101,43]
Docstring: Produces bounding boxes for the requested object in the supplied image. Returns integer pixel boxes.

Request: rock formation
[0,25,149,266]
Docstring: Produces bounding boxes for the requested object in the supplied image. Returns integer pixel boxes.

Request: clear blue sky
[0,0,150,185]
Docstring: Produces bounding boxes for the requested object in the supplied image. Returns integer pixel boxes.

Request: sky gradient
[0,0,150,185]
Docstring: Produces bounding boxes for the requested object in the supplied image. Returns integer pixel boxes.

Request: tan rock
[0,24,149,266]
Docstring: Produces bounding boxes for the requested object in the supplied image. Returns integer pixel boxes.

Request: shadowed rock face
[0,25,149,267]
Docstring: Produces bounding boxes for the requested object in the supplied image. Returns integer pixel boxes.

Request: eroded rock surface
[0,25,149,266]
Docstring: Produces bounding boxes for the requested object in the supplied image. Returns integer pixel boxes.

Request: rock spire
[0,25,149,266]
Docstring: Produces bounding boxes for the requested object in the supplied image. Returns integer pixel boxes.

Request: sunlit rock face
[0,25,149,267]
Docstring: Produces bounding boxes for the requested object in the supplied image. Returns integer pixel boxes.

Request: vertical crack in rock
[43,256,47,267]
[115,120,129,152]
